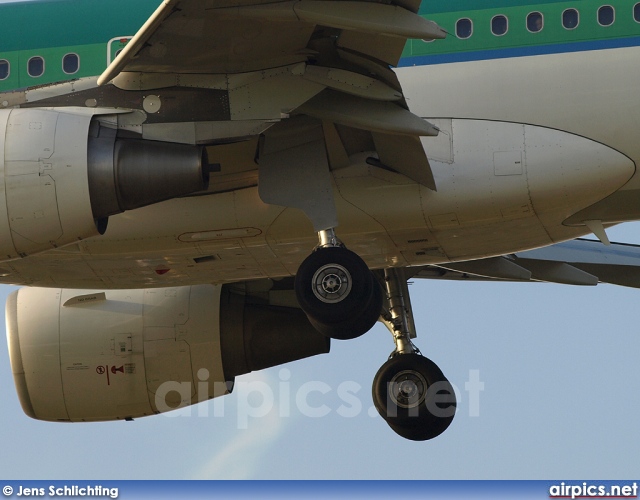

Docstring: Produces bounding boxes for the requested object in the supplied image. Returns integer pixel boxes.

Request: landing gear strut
[294,229,383,340]
[294,232,455,441]
[372,268,456,441]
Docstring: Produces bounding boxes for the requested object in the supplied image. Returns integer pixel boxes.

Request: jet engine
[0,108,211,261]
[6,283,329,422]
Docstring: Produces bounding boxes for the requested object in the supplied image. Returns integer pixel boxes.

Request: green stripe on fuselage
[408,0,640,62]
[0,0,156,91]
[0,0,156,51]
[0,0,639,91]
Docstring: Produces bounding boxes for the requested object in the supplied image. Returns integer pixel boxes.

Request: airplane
[3,0,640,442]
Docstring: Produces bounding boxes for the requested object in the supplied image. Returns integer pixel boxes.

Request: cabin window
[635,3,640,22]
[598,6,615,26]
[562,9,579,29]
[62,53,80,74]
[491,15,508,36]
[456,18,473,39]
[27,56,44,77]
[527,12,544,32]
[0,60,9,80]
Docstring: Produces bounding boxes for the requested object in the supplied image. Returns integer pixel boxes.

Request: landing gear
[295,229,383,340]
[293,231,455,441]
[373,353,455,441]
[372,268,456,441]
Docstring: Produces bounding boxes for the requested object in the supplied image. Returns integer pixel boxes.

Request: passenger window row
[0,53,80,81]
[455,4,639,39]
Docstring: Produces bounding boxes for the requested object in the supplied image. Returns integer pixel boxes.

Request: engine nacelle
[6,284,329,422]
[0,108,210,260]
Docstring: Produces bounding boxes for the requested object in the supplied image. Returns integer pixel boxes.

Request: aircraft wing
[98,0,444,80]
[413,239,640,289]
[95,0,444,190]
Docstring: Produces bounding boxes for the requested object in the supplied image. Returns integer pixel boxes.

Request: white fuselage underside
[3,47,638,289]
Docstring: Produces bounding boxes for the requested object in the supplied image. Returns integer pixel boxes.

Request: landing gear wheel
[386,419,453,442]
[372,354,456,441]
[295,246,374,325]
[307,278,383,340]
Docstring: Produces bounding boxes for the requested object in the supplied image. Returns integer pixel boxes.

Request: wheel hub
[312,263,352,303]
[389,370,428,409]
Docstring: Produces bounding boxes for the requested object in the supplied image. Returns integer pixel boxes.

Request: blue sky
[1,222,639,479]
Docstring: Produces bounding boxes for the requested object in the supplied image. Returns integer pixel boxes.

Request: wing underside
[414,239,640,289]
[1,0,446,193]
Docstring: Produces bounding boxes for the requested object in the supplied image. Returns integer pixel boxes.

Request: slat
[226,1,445,39]
[293,1,445,39]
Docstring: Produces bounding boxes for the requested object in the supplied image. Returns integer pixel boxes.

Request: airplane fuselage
[0,0,637,289]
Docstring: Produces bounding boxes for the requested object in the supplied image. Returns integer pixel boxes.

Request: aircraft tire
[295,246,374,325]
[307,278,383,340]
[372,354,456,439]
[386,418,452,441]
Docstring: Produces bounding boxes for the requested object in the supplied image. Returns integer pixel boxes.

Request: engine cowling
[0,108,210,260]
[6,283,329,422]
